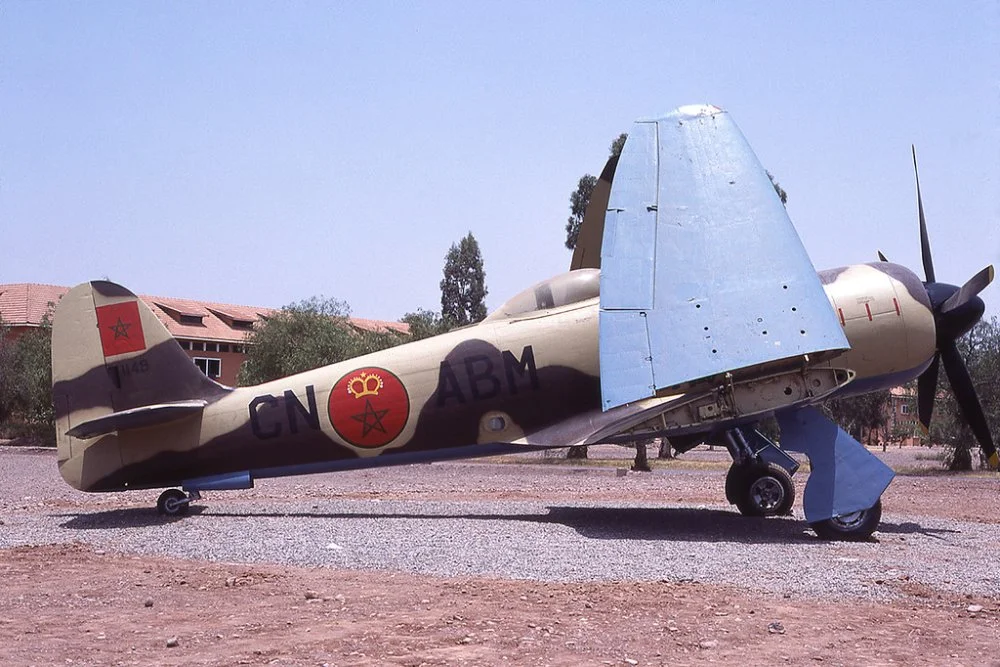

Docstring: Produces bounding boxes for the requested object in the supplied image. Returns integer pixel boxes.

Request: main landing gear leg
[156,488,201,517]
[721,427,799,518]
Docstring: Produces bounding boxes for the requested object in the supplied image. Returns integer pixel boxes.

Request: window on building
[192,341,205,351]
[219,344,230,353]
[901,404,911,414]
[206,342,218,352]
[179,340,191,350]
[193,357,222,379]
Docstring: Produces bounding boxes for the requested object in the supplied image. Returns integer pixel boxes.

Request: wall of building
[176,341,247,386]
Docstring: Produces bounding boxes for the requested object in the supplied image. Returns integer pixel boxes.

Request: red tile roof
[0,283,408,342]
[0,283,66,326]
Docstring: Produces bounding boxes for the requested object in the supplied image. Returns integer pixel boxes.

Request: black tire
[728,463,795,517]
[725,464,749,505]
[810,500,882,541]
[156,489,189,517]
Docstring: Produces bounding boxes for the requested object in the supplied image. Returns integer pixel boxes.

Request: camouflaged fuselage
[53,261,936,493]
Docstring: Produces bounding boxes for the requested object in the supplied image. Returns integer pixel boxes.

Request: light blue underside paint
[252,443,557,480]
[179,445,559,492]
[600,121,658,310]
[183,470,254,492]
[599,106,850,410]
[598,310,655,406]
[777,407,895,523]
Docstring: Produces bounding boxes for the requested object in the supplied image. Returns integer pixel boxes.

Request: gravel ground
[2,446,998,601]
[3,446,1000,666]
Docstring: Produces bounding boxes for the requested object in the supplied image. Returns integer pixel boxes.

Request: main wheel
[156,489,190,516]
[727,463,795,517]
[810,500,882,541]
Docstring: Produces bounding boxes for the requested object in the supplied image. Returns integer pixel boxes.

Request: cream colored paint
[820,264,936,380]
[54,264,938,492]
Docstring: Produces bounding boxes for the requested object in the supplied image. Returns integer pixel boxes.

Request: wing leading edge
[599,105,849,410]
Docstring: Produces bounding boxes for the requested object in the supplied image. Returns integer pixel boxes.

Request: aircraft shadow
[876,520,960,540]
[55,505,206,529]
[54,506,950,546]
[57,505,800,544]
[501,506,811,544]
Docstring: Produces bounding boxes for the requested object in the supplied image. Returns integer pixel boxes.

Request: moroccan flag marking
[95,301,147,357]
[329,367,409,448]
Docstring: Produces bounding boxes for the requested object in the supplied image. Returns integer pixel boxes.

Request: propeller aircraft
[50,105,994,540]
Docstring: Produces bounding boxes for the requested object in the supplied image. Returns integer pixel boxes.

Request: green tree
[440,232,488,327]
[0,317,13,426]
[564,133,627,251]
[238,297,403,385]
[823,390,892,445]
[401,308,448,341]
[564,174,597,251]
[609,133,627,160]
[929,316,999,470]
[0,312,55,442]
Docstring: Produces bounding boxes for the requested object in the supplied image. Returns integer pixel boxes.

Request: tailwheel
[156,489,190,517]
[810,500,882,541]
[726,463,795,517]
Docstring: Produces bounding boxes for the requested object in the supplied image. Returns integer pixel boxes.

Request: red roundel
[328,367,409,448]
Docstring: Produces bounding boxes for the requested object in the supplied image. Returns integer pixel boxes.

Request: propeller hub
[924,281,958,311]
[925,281,985,344]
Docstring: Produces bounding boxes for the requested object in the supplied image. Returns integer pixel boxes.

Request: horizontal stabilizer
[65,400,208,439]
[599,105,849,409]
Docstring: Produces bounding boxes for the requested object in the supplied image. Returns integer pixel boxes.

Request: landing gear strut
[156,488,200,516]
[720,427,799,518]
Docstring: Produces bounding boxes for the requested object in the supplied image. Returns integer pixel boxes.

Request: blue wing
[599,105,849,410]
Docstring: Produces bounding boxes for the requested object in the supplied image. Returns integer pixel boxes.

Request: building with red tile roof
[0,283,409,386]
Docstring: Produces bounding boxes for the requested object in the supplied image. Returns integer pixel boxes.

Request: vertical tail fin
[51,281,229,482]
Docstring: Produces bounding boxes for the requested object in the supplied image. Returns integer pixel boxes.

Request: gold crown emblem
[347,372,383,399]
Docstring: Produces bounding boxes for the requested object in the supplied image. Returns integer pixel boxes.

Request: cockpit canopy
[484,269,600,322]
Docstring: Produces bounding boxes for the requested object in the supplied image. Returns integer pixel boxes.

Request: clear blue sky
[3,2,998,320]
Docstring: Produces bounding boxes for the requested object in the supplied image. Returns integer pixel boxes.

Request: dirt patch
[1,543,997,666]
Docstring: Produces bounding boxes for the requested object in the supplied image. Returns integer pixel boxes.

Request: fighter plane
[50,104,994,540]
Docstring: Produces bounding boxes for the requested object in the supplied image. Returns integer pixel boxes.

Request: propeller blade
[917,353,940,433]
[877,250,889,263]
[940,265,995,314]
[912,145,936,283]
[940,342,997,468]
